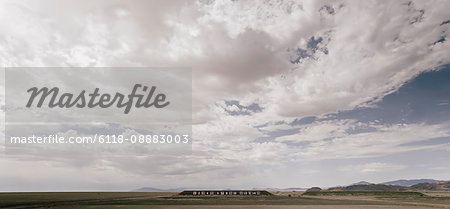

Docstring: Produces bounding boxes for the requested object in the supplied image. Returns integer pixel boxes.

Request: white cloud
[284,121,450,160]
[2,0,449,119]
[0,0,449,190]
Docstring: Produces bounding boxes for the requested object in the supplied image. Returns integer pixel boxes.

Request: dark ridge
[179,190,273,196]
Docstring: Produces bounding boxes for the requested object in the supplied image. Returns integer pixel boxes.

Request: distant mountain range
[380,179,439,186]
[132,179,445,193]
[346,179,439,187]
[132,187,309,192]
[324,180,450,192]
[329,184,407,192]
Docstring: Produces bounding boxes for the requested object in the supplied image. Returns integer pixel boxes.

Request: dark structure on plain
[179,190,273,196]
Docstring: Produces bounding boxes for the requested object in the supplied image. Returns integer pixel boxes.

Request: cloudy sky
[0,0,450,191]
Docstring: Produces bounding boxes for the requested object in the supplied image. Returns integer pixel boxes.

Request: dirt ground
[1,192,450,209]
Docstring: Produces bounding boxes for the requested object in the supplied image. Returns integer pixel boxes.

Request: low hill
[302,191,425,198]
[329,184,406,192]
[350,181,372,185]
[310,180,450,193]
[411,181,450,191]
[305,187,322,192]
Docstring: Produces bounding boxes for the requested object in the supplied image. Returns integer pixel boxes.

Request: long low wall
[179,190,273,196]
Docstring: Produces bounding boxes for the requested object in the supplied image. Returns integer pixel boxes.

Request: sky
[0,0,449,191]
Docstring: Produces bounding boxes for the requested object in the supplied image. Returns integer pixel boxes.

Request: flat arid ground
[1,191,450,209]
